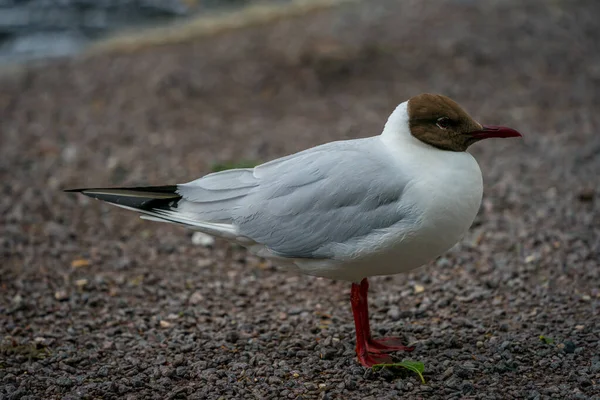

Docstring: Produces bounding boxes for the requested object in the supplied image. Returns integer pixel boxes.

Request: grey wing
[175,168,259,224]
[176,138,412,259]
[232,138,413,259]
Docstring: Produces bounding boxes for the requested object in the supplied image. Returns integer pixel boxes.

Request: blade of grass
[372,360,425,383]
[539,335,554,345]
[210,160,260,172]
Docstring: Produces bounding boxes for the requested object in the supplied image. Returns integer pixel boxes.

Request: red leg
[351,281,393,367]
[355,279,415,358]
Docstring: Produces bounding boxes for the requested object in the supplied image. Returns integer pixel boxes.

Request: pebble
[159,320,172,328]
[54,290,69,301]
[563,341,577,354]
[225,331,239,343]
[55,377,73,387]
[191,232,215,247]
[387,307,401,321]
[577,188,595,202]
[345,377,358,390]
[11,294,23,306]
[189,291,205,304]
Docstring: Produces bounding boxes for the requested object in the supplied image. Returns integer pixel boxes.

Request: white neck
[380,101,432,152]
[381,101,410,138]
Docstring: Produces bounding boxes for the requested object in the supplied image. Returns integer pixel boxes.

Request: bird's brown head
[407,93,522,151]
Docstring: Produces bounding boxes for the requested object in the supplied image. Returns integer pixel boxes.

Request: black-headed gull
[67,94,522,367]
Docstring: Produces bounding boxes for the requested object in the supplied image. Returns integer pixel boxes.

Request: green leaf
[210,160,260,172]
[372,360,426,384]
[539,335,554,345]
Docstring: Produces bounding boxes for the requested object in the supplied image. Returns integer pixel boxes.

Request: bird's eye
[436,117,451,130]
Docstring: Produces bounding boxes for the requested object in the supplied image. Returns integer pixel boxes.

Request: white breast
[386,143,483,269]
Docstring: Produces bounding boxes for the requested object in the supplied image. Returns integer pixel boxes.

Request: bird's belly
[356,219,469,277]
[294,164,483,282]
[291,214,474,282]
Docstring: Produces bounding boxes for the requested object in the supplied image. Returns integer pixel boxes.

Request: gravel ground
[1,0,599,399]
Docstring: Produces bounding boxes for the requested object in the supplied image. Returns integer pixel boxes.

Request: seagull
[66,94,522,367]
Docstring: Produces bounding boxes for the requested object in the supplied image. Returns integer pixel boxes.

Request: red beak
[469,125,522,139]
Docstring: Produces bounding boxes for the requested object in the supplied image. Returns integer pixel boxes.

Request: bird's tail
[65,185,238,238]
[64,186,181,211]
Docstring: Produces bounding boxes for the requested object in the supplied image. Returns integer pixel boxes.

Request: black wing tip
[63,185,181,211]
[63,185,179,194]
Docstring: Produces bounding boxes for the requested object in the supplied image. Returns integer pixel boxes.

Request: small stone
[578,188,594,202]
[456,364,474,378]
[160,366,175,378]
[345,377,357,390]
[191,232,215,247]
[563,340,577,354]
[34,337,47,345]
[225,331,239,343]
[54,290,69,301]
[159,320,172,328]
[189,291,205,305]
[578,376,592,387]
[461,382,474,394]
[320,348,337,360]
[156,355,167,365]
[197,259,213,268]
[181,343,194,352]
[11,294,23,306]
[268,376,282,384]
[476,341,484,348]
[75,279,88,288]
[61,145,78,163]
[44,221,69,239]
[442,367,454,380]
[387,307,401,321]
[71,258,91,268]
[56,377,73,387]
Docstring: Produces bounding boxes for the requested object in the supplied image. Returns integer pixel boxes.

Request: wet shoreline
[0,0,294,65]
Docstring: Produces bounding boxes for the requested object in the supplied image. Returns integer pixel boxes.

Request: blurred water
[0,0,293,65]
